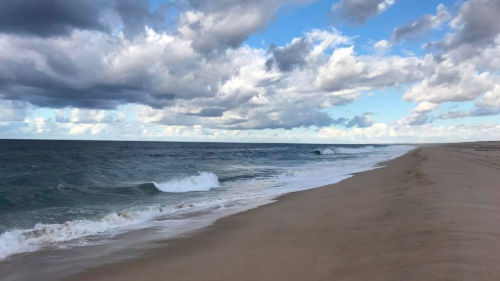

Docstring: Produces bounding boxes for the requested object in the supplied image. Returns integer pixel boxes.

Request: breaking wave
[314,149,336,155]
[315,145,412,155]
[334,146,378,154]
[0,202,202,260]
[153,172,221,193]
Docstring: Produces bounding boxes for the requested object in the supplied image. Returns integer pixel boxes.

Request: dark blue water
[0,140,412,259]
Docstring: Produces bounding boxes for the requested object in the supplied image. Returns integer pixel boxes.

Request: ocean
[0,140,413,261]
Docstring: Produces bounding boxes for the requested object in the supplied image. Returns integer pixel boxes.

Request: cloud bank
[0,0,498,143]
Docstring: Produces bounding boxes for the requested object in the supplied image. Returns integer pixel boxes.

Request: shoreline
[4,142,500,280]
[0,145,412,269]
[63,143,500,281]
[63,147,426,281]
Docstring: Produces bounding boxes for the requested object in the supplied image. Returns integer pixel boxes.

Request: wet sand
[66,143,500,281]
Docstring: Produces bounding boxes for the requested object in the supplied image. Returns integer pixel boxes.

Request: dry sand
[66,143,500,281]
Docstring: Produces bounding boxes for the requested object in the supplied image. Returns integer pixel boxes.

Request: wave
[315,145,414,155]
[334,146,378,154]
[314,149,336,155]
[152,172,220,193]
[0,202,203,260]
[0,146,416,260]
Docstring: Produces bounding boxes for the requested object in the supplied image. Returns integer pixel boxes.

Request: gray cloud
[410,114,432,126]
[396,111,435,126]
[224,104,335,130]
[186,108,225,117]
[0,0,107,37]
[113,0,170,38]
[390,4,450,44]
[0,29,231,109]
[0,0,325,123]
[345,114,373,128]
[427,66,461,88]
[440,107,500,119]
[316,47,427,92]
[0,0,169,39]
[181,0,314,55]
[333,113,374,128]
[0,100,28,121]
[428,0,500,50]
[332,0,395,26]
[5,0,497,134]
[266,38,309,72]
[139,101,337,130]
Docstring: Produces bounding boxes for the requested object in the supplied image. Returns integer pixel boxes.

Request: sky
[0,0,499,143]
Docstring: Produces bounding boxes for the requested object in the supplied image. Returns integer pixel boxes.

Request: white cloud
[478,85,500,108]
[0,0,499,142]
[318,122,500,143]
[414,102,439,113]
[0,100,28,122]
[404,57,495,104]
[55,108,126,124]
[315,46,426,92]
[69,123,107,135]
[374,40,389,49]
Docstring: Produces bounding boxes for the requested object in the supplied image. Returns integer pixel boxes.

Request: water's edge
[0,147,417,281]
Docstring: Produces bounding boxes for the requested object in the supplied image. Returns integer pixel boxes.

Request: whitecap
[153,172,220,193]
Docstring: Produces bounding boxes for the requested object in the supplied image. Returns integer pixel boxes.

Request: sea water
[0,140,414,260]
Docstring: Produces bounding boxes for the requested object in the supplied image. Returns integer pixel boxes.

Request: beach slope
[67,144,500,281]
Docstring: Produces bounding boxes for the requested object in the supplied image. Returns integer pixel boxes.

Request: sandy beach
[64,143,500,281]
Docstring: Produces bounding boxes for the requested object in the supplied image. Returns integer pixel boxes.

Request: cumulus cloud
[315,47,426,92]
[55,108,126,124]
[0,28,231,109]
[179,0,314,55]
[345,113,374,128]
[477,85,500,108]
[428,0,500,50]
[403,56,495,104]
[390,4,450,44]
[333,113,374,128]
[399,0,500,122]
[0,100,28,121]
[374,40,389,50]
[0,0,108,37]
[441,86,500,119]
[332,0,395,25]
[0,24,371,131]
[0,0,428,132]
[396,112,433,126]
[414,102,439,113]
[266,38,309,72]
[0,0,170,39]
[318,122,500,143]
[306,28,353,57]
[0,0,499,139]
[185,108,226,118]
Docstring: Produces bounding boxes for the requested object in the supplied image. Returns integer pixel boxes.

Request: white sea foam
[316,145,413,155]
[0,203,204,260]
[333,146,377,154]
[153,172,220,193]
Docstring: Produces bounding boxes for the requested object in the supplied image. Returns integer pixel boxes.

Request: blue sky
[0,0,499,143]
